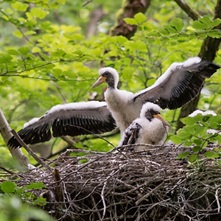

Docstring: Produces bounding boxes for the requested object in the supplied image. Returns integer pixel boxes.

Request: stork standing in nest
[8,57,220,148]
[121,102,170,151]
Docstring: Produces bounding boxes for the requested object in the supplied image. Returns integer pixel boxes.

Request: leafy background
[0,0,221,219]
[0,0,221,163]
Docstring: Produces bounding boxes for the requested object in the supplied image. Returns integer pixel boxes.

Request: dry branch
[174,0,200,20]
[0,109,33,170]
[10,145,221,221]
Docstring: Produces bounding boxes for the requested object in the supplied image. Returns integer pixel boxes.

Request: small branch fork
[11,130,52,172]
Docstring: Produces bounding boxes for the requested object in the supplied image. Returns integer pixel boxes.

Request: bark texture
[110,0,151,38]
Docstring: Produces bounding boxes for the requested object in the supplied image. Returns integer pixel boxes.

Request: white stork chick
[121,103,170,150]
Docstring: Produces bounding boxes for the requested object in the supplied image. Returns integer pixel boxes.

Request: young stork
[8,57,220,148]
[121,102,170,149]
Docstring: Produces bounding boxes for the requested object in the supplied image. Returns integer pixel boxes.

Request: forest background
[0,0,221,220]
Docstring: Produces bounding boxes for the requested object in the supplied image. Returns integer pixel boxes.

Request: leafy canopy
[0,0,220,157]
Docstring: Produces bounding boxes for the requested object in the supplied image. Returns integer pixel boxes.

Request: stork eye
[103,73,108,77]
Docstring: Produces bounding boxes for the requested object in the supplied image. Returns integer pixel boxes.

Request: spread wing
[8,101,116,148]
[133,58,220,109]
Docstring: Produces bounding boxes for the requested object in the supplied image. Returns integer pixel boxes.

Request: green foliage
[0,196,54,221]
[171,114,221,162]
[0,179,51,220]
[0,180,46,207]
[124,12,147,25]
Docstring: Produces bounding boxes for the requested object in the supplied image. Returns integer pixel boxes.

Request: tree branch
[0,109,33,170]
[110,0,151,38]
[174,0,200,20]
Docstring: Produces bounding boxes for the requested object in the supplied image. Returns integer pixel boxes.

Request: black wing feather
[8,103,116,148]
[133,60,220,109]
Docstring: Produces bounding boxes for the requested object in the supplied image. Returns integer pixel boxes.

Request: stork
[121,102,169,151]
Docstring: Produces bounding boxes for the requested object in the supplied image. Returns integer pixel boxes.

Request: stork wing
[133,58,220,109]
[122,122,142,146]
[8,101,116,148]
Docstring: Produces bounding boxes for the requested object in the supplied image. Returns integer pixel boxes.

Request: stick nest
[12,145,221,221]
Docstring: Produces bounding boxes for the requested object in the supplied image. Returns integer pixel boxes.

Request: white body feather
[134,118,168,145]
[104,88,142,135]
[121,102,169,150]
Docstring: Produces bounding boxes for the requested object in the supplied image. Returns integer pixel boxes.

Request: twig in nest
[11,130,52,172]
[54,168,64,202]
[215,188,221,213]
[0,166,14,174]
[135,182,165,205]
[101,180,107,220]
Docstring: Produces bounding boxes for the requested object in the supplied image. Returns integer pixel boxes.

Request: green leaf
[13,30,23,38]
[0,54,12,62]
[170,18,184,32]
[18,47,30,55]
[192,146,201,152]
[25,182,45,190]
[32,47,41,53]
[11,2,28,12]
[177,151,190,159]
[192,16,221,30]
[33,196,47,206]
[204,151,220,159]
[188,154,198,163]
[7,49,20,55]
[208,30,221,38]
[0,181,17,193]
[124,13,147,26]
[124,17,137,25]
[170,134,183,144]
[30,8,48,19]
[192,16,211,29]
[134,12,147,24]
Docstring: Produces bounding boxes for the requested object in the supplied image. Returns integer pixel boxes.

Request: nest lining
[10,145,221,221]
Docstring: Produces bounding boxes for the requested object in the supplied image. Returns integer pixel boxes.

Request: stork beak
[153,114,170,127]
[92,76,107,88]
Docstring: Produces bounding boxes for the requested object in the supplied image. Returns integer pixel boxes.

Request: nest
[11,145,221,221]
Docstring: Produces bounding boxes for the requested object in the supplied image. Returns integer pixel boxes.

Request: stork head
[92,67,119,89]
[141,102,170,127]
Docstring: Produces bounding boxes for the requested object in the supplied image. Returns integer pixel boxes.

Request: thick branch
[110,0,151,38]
[0,109,33,170]
[174,0,200,20]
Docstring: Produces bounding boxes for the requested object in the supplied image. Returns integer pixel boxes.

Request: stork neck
[106,77,117,89]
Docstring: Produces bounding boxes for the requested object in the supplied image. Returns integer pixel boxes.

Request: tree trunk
[110,0,151,38]
[176,0,221,130]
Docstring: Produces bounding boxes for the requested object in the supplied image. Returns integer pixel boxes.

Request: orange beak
[153,114,170,127]
[92,76,107,88]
